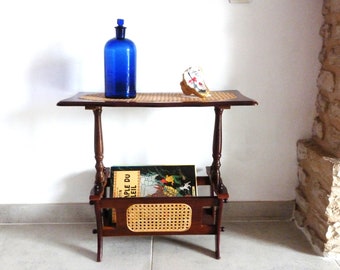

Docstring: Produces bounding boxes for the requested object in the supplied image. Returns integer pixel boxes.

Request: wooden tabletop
[57,90,258,108]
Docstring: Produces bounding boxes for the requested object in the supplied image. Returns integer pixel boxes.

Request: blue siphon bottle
[104,19,136,98]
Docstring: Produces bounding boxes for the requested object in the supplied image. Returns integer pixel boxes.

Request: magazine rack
[57,91,257,262]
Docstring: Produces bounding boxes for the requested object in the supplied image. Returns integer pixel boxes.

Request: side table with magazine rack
[57,90,257,262]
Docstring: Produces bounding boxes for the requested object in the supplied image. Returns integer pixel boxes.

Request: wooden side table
[57,90,257,262]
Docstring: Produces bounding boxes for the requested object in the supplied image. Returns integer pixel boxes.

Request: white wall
[0,0,323,203]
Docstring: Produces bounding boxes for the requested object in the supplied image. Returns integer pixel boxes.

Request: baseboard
[0,201,295,224]
[0,203,95,224]
[223,201,295,222]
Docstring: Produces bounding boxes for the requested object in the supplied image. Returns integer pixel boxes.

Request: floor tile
[0,224,151,270]
[0,222,338,270]
[152,222,340,270]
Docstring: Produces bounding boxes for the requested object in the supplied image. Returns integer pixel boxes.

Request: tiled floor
[0,221,338,270]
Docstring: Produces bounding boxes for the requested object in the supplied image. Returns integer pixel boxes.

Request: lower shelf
[99,196,220,236]
[90,175,227,261]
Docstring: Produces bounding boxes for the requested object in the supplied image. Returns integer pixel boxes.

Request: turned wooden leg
[215,199,225,259]
[211,106,229,259]
[94,202,103,262]
[87,106,105,262]
[92,106,105,195]
[211,107,228,195]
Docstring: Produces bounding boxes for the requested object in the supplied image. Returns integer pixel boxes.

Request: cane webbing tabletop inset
[126,203,192,232]
[80,91,237,103]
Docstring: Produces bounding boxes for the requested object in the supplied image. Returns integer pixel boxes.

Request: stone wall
[295,140,340,256]
[314,0,340,156]
[295,0,340,258]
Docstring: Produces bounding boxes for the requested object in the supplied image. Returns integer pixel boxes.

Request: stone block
[330,0,340,12]
[297,140,309,160]
[295,187,309,214]
[320,23,331,39]
[325,222,340,254]
[316,94,329,114]
[297,140,335,190]
[329,101,340,118]
[328,125,340,150]
[312,117,324,139]
[334,24,340,39]
[319,46,327,63]
[328,46,340,66]
[327,188,340,222]
[306,209,329,241]
[317,70,335,92]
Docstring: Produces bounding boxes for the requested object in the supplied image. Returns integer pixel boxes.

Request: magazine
[110,165,197,198]
[104,165,197,225]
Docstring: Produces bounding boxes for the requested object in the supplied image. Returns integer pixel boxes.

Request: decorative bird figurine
[180,66,210,98]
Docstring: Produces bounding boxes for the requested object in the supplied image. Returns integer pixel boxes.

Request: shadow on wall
[5,44,76,128]
[28,44,76,100]
[1,44,93,206]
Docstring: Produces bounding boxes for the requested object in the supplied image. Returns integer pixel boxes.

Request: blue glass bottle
[104,19,136,98]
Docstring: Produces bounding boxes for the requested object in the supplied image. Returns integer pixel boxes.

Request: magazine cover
[104,165,197,225]
[110,165,197,198]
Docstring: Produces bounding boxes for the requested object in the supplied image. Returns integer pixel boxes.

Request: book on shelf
[104,165,197,225]
[107,165,197,198]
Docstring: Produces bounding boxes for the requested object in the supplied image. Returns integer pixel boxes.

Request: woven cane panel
[126,203,192,232]
[80,91,237,103]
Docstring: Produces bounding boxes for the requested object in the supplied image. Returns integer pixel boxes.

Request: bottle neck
[115,26,126,40]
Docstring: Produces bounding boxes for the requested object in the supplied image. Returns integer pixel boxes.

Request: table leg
[211,107,228,195]
[94,202,103,262]
[211,106,229,259]
[92,107,105,195]
[215,199,224,259]
[90,106,105,262]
